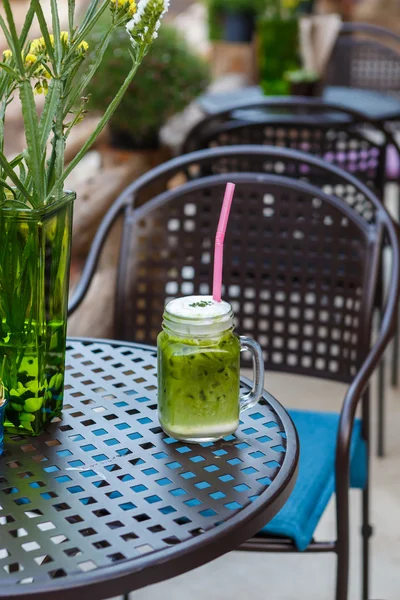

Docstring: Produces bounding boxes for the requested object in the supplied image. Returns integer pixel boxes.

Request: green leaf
[50,0,62,72]
[0,15,15,59]
[9,153,24,169]
[18,161,27,184]
[69,1,110,54]
[19,1,36,48]
[0,61,19,79]
[39,78,62,151]
[0,180,16,199]
[18,80,43,202]
[31,0,56,67]
[1,0,24,74]
[68,0,76,37]
[78,0,102,33]
[0,150,32,204]
[52,110,66,200]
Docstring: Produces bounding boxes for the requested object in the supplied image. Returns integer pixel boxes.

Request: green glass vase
[1,192,75,436]
[257,17,300,96]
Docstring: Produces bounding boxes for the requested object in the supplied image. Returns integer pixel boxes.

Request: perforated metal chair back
[181,99,387,196]
[69,147,392,379]
[325,23,400,98]
[118,173,385,384]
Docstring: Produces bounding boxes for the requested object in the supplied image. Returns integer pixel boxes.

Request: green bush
[88,24,211,148]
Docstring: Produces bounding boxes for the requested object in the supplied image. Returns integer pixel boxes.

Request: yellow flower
[24,53,38,67]
[111,0,137,16]
[129,0,137,16]
[60,31,69,44]
[34,79,49,96]
[2,49,12,61]
[30,35,54,55]
[77,40,89,53]
[35,64,52,80]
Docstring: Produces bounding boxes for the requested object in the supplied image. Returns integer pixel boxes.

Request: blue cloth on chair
[260,410,367,551]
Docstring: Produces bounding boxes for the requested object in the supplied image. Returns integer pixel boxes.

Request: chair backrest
[181,99,387,196]
[325,22,400,98]
[69,147,391,355]
[115,172,388,384]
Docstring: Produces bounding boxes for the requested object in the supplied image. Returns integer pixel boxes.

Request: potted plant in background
[257,0,307,95]
[206,0,267,43]
[88,23,210,151]
[285,67,320,96]
[0,0,169,436]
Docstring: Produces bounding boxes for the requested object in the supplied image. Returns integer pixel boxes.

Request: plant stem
[47,56,144,199]
[68,0,76,37]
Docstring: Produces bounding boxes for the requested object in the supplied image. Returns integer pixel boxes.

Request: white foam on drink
[166,295,231,320]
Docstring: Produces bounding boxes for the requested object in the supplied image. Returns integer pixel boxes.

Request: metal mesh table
[0,338,299,600]
[198,85,400,122]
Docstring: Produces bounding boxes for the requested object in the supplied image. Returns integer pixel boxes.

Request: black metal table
[198,85,400,123]
[0,338,299,600]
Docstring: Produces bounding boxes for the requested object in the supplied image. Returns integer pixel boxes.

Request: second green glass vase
[257,17,300,96]
[1,192,75,436]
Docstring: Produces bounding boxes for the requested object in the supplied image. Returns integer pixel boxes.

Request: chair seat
[259,410,367,551]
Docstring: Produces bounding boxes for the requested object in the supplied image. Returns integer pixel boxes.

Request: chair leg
[391,307,399,387]
[362,487,371,600]
[336,482,350,600]
[123,595,130,600]
[377,356,385,458]
[336,535,349,600]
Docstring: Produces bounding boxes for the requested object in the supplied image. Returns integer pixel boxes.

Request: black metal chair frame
[69,146,390,321]
[182,96,396,197]
[325,22,400,98]
[324,22,400,394]
[69,147,400,600]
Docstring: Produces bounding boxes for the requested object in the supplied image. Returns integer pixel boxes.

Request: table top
[0,338,299,600]
[198,85,400,123]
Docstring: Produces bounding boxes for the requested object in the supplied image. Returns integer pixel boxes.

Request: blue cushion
[260,410,367,551]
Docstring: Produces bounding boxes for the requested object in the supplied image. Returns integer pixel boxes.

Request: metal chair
[181,102,399,457]
[324,21,400,393]
[324,22,400,98]
[181,97,389,198]
[69,146,390,456]
[69,150,400,600]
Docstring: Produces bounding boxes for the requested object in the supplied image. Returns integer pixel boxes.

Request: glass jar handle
[239,336,265,412]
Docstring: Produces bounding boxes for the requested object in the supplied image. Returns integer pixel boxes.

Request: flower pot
[290,79,322,97]
[2,192,75,436]
[257,17,300,96]
[222,11,255,43]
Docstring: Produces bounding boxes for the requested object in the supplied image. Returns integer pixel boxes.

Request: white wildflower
[126,0,170,46]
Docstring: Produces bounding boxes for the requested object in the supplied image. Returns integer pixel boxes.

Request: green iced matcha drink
[157,295,241,442]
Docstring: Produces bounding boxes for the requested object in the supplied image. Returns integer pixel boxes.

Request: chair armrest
[68,201,124,316]
[336,220,400,484]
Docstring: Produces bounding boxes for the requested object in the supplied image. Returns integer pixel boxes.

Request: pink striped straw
[212,182,236,302]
